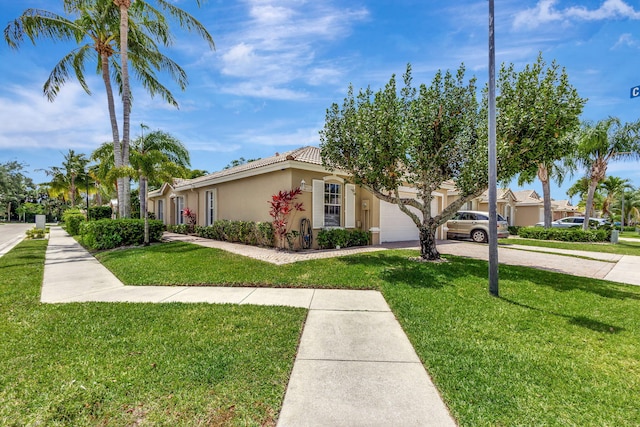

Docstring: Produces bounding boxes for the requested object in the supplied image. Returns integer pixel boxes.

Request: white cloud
[613,33,640,49]
[216,0,368,99]
[0,80,113,150]
[514,0,640,30]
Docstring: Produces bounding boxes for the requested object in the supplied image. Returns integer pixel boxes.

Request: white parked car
[535,216,609,228]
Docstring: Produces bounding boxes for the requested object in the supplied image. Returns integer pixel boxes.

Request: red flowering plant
[269,187,305,250]
[182,207,197,233]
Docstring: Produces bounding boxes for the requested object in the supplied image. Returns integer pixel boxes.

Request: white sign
[631,85,640,99]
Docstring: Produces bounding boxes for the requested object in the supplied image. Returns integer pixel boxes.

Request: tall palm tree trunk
[115,0,132,218]
[99,52,123,217]
[140,175,150,245]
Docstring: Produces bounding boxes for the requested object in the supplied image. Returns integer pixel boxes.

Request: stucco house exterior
[148,146,455,248]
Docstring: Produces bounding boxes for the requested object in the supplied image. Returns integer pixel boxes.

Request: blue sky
[1,0,639,202]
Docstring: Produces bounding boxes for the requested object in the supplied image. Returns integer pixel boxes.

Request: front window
[324,183,341,227]
[157,200,164,222]
[176,196,184,224]
[206,191,215,226]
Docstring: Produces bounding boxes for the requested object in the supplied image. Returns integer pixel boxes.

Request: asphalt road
[0,223,31,257]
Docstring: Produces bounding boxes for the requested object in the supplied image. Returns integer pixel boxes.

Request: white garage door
[379,199,439,242]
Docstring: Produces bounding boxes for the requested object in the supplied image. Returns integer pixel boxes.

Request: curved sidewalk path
[42,227,456,426]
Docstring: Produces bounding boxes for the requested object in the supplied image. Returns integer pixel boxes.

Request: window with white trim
[157,200,164,222]
[206,190,216,226]
[176,196,184,224]
[324,183,342,227]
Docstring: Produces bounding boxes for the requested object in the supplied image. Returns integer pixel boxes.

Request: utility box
[610,229,619,244]
[35,215,46,230]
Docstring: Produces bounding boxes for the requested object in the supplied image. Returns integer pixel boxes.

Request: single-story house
[148,146,456,249]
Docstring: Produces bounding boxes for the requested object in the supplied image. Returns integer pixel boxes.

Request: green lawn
[98,241,640,426]
[501,237,640,256]
[620,230,640,239]
[0,240,306,426]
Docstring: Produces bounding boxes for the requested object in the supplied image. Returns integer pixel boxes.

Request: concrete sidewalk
[42,226,456,426]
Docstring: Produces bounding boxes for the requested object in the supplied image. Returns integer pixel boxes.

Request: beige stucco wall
[514,206,542,227]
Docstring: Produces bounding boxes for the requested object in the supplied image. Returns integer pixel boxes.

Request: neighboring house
[148,146,455,248]
[469,189,583,227]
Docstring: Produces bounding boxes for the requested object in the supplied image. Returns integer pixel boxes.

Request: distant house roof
[173,146,325,191]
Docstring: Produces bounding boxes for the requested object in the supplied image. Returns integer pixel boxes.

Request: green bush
[167,224,189,234]
[507,226,521,236]
[82,219,164,250]
[194,220,274,247]
[88,206,113,221]
[317,228,371,249]
[518,226,610,242]
[62,208,86,236]
[25,227,47,239]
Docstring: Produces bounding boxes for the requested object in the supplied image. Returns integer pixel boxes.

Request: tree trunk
[100,52,122,218]
[419,226,440,260]
[117,0,132,218]
[141,175,149,246]
[538,164,552,227]
[583,178,599,230]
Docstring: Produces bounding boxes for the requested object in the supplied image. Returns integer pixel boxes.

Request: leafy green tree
[498,53,585,227]
[321,64,490,260]
[0,161,35,221]
[572,117,640,230]
[224,157,261,170]
[41,150,90,209]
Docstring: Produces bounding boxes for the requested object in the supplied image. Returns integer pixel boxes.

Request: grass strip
[0,240,306,426]
[500,237,640,256]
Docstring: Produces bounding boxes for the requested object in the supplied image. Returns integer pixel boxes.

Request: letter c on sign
[632,86,640,98]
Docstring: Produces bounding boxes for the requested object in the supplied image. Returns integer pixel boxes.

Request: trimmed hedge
[517,226,611,242]
[62,208,86,236]
[88,206,113,221]
[317,228,371,249]
[507,226,521,236]
[173,220,274,247]
[82,219,164,250]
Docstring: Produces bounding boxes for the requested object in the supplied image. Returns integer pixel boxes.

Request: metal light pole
[488,0,499,296]
[85,169,90,220]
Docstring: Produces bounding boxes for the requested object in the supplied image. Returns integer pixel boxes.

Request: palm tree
[41,150,90,209]
[92,127,190,243]
[519,161,569,228]
[600,176,633,221]
[109,0,214,218]
[132,128,190,244]
[5,0,211,218]
[619,188,640,227]
[572,117,640,230]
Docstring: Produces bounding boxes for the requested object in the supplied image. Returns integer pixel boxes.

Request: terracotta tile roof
[174,146,323,190]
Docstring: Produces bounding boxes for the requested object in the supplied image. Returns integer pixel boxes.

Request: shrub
[88,206,113,221]
[317,228,371,249]
[25,227,47,239]
[194,220,274,247]
[82,219,164,250]
[62,208,86,236]
[507,226,521,236]
[167,224,189,234]
[517,226,610,242]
